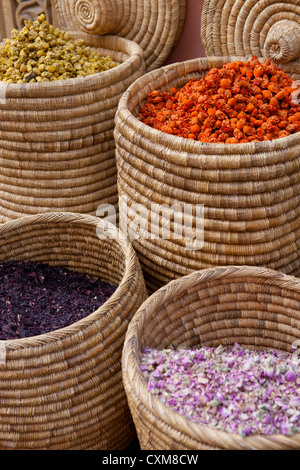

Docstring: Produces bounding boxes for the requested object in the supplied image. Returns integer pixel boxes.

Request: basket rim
[116,55,300,156]
[122,265,300,449]
[0,34,144,97]
[0,211,138,348]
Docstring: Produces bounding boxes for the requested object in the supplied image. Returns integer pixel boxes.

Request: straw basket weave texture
[114,56,300,292]
[0,212,147,450]
[0,33,145,223]
[51,0,187,72]
[122,265,300,450]
[201,0,300,69]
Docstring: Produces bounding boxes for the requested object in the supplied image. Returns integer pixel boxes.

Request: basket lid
[51,0,186,72]
[201,0,300,67]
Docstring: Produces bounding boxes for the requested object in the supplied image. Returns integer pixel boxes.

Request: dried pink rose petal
[285,371,297,382]
[140,344,300,437]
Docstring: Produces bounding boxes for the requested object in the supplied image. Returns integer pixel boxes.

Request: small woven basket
[0,34,145,222]
[122,265,300,450]
[0,212,147,450]
[115,56,300,292]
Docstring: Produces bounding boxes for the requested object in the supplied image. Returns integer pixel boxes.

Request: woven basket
[122,265,300,450]
[114,56,300,292]
[0,212,147,450]
[0,33,145,223]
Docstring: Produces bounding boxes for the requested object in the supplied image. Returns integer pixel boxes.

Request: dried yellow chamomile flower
[0,13,118,83]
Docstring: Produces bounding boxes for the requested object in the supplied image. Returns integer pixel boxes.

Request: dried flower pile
[0,14,117,83]
[139,56,300,143]
[140,343,300,437]
[0,260,117,339]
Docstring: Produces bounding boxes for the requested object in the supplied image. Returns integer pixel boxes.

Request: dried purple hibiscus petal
[0,260,117,340]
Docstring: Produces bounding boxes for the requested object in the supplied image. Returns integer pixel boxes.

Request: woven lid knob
[72,0,120,34]
[264,20,300,64]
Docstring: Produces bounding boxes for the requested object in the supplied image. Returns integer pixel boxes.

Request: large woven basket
[114,56,300,292]
[0,33,145,223]
[122,265,300,450]
[0,212,147,450]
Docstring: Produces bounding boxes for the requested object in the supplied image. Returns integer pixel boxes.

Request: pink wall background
[165,0,206,65]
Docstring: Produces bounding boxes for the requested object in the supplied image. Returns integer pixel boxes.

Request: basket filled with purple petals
[0,212,147,450]
[122,265,300,450]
